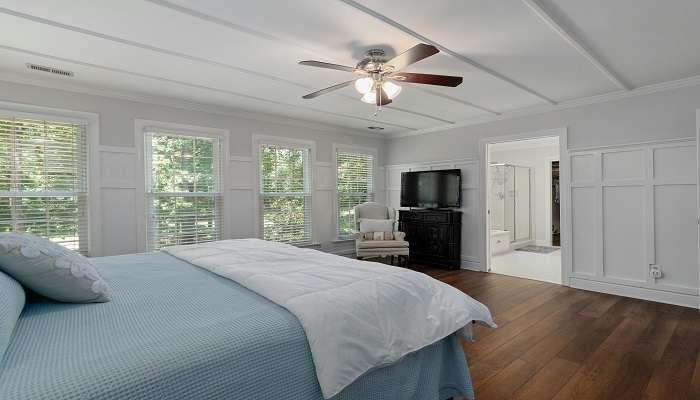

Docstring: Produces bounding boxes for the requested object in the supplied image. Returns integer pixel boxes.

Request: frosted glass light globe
[354,77,374,94]
[360,91,376,104]
[382,81,402,99]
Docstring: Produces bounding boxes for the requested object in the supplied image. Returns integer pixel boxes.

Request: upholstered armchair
[352,202,409,266]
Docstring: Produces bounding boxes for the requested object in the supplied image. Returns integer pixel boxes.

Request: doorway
[484,135,563,284]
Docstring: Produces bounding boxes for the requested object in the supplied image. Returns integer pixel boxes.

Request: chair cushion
[0,233,111,303]
[359,219,394,233]
[357,240,409,249]
[360,232,395,240]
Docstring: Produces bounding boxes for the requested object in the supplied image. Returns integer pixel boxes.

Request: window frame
[136,120,230,252]
[253,135,316,245]
[333,144,378,241]
[0,102,99,255]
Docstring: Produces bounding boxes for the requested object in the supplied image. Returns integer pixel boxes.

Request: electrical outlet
[650,264,663,279]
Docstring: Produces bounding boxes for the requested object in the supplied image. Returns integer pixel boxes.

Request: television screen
[400,169,461,208]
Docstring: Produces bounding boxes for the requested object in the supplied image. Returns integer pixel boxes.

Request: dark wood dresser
[398,209,462,269]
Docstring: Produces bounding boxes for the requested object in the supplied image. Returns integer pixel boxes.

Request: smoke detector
[26,63,74,77]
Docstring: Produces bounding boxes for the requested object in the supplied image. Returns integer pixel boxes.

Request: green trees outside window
[0,117,88,253]
[259,144,311,244]
[146,132,222,250]
[336,151,374,238]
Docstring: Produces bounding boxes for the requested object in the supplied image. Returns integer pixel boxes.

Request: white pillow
[0,233,111,303]
[359,218,394,233]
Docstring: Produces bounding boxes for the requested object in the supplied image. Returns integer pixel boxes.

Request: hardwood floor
[421,267,700,400]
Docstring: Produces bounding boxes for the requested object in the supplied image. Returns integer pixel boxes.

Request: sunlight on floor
[490,249,562,284]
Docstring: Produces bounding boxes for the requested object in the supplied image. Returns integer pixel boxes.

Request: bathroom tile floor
[490,248,561,284]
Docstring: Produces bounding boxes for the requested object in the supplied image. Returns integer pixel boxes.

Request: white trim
[520,0,628,90]
[134,119,231,251]
[697,110,700,309]
[332,143,379,241]
[387,74,700,139]
[479,128,570,287]
[252,134,317,243]
[570,277,698,309]
[0,101,101,256]
[543,155,561,247]
[98,145,136,154]
[568,137,696,153]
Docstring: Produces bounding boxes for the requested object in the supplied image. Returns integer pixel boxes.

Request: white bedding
[163,239,495,398]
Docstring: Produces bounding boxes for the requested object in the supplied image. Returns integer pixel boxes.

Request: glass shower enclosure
[489,164,531,243]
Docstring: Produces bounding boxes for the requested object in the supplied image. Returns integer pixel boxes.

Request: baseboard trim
[570,277,699,309]
[460,256,481,271]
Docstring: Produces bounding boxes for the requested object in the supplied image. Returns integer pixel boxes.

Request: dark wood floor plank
[416,266,700,400]
[552,315,652,400]
[512,358,580,400]
[643,308,700,400]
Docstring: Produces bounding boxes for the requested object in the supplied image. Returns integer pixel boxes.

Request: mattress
[0,252,474,400]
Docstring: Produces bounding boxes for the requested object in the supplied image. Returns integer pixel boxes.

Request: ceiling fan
[298,44,463,107]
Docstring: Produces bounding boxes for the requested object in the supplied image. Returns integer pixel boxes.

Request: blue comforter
[0,252,474,400]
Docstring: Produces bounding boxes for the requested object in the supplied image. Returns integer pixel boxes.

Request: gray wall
[0,80,385,256]
[385,84,700,164]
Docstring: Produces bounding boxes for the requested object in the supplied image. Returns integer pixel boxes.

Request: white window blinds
[0,116,89,254]
[336,150,374,238]
[259,143,312,245]
[145,131,223,250]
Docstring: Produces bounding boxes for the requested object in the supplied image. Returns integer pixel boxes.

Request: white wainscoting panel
[229,158,253,189]
[571,154,596,183]
[602,185,647,282]
[98,146,138,256]
[568,138,698,307]
[602,149,645,181]
[100,151,137,188]
[571,187,596,276]
[654,185,698,291]
[100,188,137,256]
[229,189,255,239]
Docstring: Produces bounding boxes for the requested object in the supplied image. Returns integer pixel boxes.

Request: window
[0,116,89,254]
[259,143,312,244]
[336,149,374,238]
[145,131,222,250]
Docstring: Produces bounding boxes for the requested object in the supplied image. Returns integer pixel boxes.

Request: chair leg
[390,255,395,265]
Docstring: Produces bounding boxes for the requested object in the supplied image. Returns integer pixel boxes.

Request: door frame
[696,110,700,307]
[479,127,571,285]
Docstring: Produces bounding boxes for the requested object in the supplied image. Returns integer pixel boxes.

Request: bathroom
[487,136,561,283]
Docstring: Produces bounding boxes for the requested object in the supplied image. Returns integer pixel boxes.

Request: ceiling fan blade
[376,85,392,106]
[385,44,439,71]
[390,72,463,87]
[298,60,362,74]
[302,80,355,99]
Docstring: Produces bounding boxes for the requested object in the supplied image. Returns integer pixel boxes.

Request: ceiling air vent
[26,63,74,77]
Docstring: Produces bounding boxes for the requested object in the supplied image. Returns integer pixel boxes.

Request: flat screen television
[400,169,461,208]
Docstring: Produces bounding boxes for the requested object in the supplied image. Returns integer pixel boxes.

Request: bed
[0,242,491,400]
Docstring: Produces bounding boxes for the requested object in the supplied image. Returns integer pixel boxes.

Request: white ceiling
[0,0,699,137]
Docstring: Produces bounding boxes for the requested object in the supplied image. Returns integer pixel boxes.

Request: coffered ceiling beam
[0,6,452,130]
[521,0,630,90]
[339,0,557,105]
[147,0,488,124]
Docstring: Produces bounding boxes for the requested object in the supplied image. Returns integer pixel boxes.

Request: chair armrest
[353,232,364,241]
[394,231,406,241]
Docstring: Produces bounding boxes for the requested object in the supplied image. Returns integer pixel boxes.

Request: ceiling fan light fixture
[382,81,402,99]
[360,91,376,104]
[354,77,374,94]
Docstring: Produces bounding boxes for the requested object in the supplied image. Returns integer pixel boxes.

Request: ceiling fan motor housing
[357,48,388,72]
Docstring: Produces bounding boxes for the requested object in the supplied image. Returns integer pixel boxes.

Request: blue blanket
[0,252,474,400]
